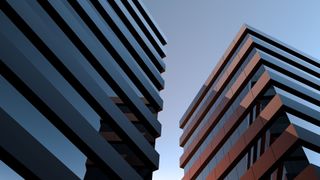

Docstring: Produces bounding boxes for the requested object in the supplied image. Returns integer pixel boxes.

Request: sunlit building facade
[0,0,166,179]
[180,25,320,180]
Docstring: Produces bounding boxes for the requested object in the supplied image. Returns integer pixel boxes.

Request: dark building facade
[179,25,320,180]
[0,0,166,179]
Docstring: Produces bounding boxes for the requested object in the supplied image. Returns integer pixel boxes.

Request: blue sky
[143,0,320,179]
[1,1,320,179]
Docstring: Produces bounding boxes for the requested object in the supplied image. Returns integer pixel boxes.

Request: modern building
[179,25,320,180]
[0,0,166,179]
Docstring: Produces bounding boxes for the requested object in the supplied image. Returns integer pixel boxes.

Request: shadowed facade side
[180,25,320,180]
[0,0,166,179]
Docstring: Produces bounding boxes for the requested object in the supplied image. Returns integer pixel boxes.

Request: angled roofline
[133,0,168,45]
[179,24,320,129]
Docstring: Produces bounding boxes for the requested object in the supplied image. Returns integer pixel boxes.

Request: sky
[142,0,320,179]
[1,1,320,180]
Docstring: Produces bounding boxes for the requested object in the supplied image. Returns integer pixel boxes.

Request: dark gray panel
[120,0,167,59]
[91,0,164,90]
[0,15,141,180]
[67,0,163,111]
[132,0,168,45]
[4,0,161,136]
[0,108,79,180]
[109,0,166,72]
[22,0,158,168]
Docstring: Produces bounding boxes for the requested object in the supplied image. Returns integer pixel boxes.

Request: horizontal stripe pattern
[180,25,320,180]
[0,0,166,179]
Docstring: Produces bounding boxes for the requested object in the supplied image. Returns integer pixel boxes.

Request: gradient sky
[142,0,320,179]
[1,1,320,180]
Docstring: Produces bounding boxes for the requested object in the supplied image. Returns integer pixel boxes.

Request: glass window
[302,147,320,167]
[0,76,86,179]
[0,161,23,180]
